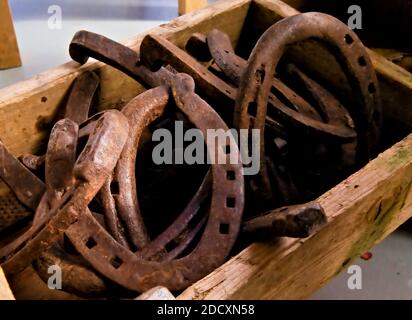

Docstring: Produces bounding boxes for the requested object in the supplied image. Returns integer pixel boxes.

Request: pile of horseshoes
[0,13,381,298]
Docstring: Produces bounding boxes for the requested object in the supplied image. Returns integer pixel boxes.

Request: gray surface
[0,0,172,88]
[311,224,412,300]
[1,0,412,300]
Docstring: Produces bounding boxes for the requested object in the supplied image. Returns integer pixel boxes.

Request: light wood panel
[179,0,208,15]
[0,0,21,69]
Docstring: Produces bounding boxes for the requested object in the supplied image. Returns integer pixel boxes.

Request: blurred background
[1,0,412,300]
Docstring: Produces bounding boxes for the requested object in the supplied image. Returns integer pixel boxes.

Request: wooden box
[1,0,412,300]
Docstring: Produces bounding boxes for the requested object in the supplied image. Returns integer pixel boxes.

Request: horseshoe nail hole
[110,256,123,269]
[219,223,230,235]
[110,181,120,195]
[368,82,376,94]
[224,49,230,54]
[354,185,359,189]
[248,101,258,117]
[227,170,236,181]
[41,96,48,103]
[255,68,266,83]
[225,89,232,95]
[85,237,97,249]
[226,197,236,208]
[358,56,367,67]
[344,34,354,45]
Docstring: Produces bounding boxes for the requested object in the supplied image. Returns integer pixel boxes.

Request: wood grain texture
[179,133,412,299]
[0,267,14,300]
[179,0,208,15]
[0,0,21,69]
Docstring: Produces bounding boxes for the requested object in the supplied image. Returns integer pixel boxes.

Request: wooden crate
[1,0,412,300]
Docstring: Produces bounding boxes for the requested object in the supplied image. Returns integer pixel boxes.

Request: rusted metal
[0,141,45,211]
[69,31,284,138]
[69,31,174,89]
[65,71,100,124]
[233,12,381,203]
[103,86,170,250]
[242,201,327,239]
[204,29,357,142]
[140,33,357,144]
[97,174,130,248]
[0,191,32,233]
[44,119,78,209]
[64,73,244,292]
[33,241,109,297]
[68,32,243,260]
[24,71,103,295]
[0,110,129,277]
[0,14,383,296]
[18,154,45,171]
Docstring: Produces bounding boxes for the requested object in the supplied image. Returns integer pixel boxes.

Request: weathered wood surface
[0,266,14,300]
[179,0,208,15]
[179,133,412,299]
[0,0,21,69]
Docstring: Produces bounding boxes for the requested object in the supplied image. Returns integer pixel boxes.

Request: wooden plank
[179,0,208,15]
[0,0,22,69]
[179,132,412,299]
[0,266,14,300]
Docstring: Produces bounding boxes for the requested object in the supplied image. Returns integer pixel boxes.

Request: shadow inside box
[398,218,412,235]
[293,0,412,51]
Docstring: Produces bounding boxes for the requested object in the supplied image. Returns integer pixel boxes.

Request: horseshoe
[204,29,356,142]
[64,73,245,292]
[0,110,129,277]
[233,12,381,203]
[68,32,240,258]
